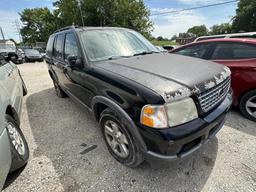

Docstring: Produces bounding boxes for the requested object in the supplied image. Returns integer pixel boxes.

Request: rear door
[51,33,66,87]
[209,42,256,98]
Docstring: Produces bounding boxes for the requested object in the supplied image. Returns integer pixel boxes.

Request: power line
[151,0,238,16]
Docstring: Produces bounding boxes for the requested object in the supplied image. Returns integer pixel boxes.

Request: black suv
[46,26,232,167]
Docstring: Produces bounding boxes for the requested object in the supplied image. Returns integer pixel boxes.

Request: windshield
[80,29,159,62]
[0,44,16,51]
[24,49,40,54]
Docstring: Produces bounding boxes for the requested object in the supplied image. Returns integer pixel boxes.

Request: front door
[61,32,94,107]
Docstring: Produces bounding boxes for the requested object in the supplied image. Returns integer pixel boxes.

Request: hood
[95,53,230,102]
[0,49,15,53]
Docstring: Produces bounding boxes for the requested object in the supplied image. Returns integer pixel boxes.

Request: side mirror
[66,55,83,69]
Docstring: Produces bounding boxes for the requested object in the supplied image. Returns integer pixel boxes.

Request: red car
[171,38,256,122]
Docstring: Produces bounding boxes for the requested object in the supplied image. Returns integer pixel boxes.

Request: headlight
[165,98,198,127]
[140,98,198,128]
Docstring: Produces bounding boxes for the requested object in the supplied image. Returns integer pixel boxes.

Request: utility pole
[12,19,22,43]
[0,27,5,40]
[77,0,85,26]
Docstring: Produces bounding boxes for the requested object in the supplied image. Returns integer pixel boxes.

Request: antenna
[77,0,85,26]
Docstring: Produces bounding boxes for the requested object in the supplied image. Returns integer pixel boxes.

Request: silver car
[0,54,29,190]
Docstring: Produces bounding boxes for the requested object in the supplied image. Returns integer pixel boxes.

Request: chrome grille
[198,77,230,112]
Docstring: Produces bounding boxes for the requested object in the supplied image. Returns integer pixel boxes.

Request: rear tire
[99,108,143,167]
[239,90,256,122]
[53,79,67,98]
[5,115,29,172]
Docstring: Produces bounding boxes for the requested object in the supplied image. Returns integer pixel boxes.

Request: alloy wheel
[104,120,129,158]
[6,122,26,156]
[245,95,256,118]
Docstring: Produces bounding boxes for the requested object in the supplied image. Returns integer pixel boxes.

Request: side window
[53,34,64,60]
[64,33,79,59]
[175,44,210,59]
[211,43,256,60]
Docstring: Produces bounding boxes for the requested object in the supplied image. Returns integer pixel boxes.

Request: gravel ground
[3,62,256,192]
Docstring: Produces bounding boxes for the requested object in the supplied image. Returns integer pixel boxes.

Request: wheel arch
[5,105,20,126]
[237,87,256,104]
[91,96,147,152]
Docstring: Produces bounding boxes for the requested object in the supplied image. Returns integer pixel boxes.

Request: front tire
[239,90,256,122]
[5,115,29,172]
[99,108,143,167]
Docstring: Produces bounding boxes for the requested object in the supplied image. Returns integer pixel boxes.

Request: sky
[0,0,238,42]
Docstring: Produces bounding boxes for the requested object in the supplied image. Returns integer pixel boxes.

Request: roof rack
[54,25,79,33]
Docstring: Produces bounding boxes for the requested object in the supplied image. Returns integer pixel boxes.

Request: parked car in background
[46,26,232,167]
[33,47,46,58]
[0,44,23,64]
[155,46,168,52]
[23,49,43,62]
[171,38,256,122]
[17,49,25,63]
[0,54,29,190]
[194,32,256,42]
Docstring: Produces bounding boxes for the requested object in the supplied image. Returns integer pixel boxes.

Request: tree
[157,36,164,41]
[178,32,194,38]
[170,35,177,41]
[53,0,153,37]
[187,25,208,37]
[232,0,256,32]
[210,23,232,35]
[20,8,57,44]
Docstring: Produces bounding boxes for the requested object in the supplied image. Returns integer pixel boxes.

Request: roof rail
[54,25,79,33]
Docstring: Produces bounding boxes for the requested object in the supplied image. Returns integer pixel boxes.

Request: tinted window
[46,36,54,55]
[64,33,79,59]
[175,44,210,58]
[53,34,64,60]
[211,43,256,60]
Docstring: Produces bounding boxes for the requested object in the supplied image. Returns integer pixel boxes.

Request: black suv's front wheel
[99,108,143,167]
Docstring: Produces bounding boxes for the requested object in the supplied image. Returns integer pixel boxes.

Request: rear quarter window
[46,35,55,56]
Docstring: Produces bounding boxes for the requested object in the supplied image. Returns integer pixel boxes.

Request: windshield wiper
[107,55,131,60]
[133,51,158,56]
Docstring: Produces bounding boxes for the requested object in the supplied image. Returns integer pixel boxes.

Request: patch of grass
[150,40,177,46]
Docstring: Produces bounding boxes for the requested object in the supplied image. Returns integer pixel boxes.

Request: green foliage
[20,8,58,44]
[187,25,208,37]
[150,40,176,46]
[232,0,256,32]
[19,0,153,44]
[210,23,233,35]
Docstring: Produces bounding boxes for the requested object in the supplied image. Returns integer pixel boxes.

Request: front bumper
[26,57,43,61]
[138,94,232,164]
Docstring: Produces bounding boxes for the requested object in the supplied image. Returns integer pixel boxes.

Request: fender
[91,96,147,152]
